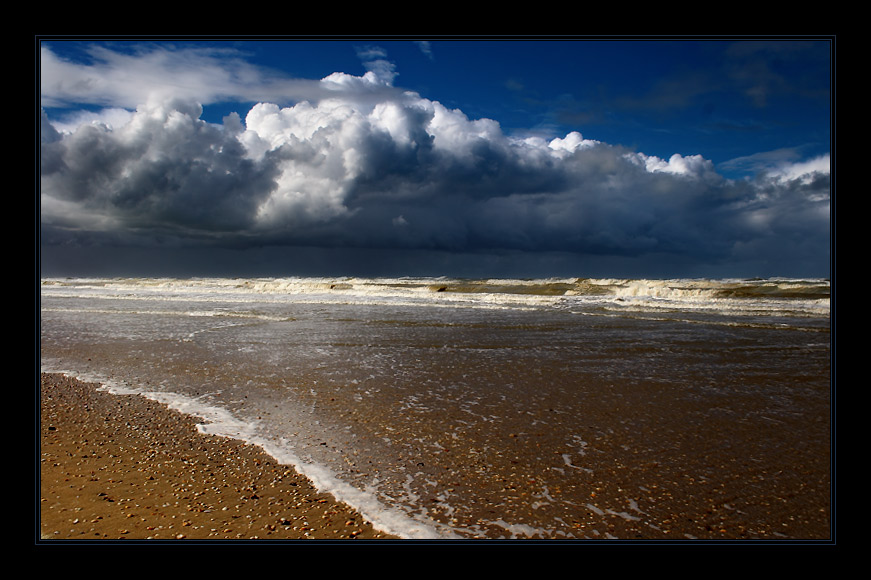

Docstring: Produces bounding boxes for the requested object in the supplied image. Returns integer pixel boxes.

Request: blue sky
[39,37,833,278]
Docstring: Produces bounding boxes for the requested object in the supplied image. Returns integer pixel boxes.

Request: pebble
[39,373,397,541]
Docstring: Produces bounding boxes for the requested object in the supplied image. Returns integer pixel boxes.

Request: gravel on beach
[38,372,397,541]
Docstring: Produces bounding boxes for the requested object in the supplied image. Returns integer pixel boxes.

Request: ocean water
[39,276,832,540]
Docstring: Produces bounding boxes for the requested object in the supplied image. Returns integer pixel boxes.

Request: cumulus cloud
[41,99,279,238]
[39,44,831,275]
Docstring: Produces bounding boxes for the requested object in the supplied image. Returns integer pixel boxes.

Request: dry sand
[38,372,398,541]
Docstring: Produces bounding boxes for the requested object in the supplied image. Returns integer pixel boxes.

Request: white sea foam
[41,275,830,317]
[39,364,453,540]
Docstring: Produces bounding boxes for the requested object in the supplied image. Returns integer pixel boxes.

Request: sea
[39,276,833,540]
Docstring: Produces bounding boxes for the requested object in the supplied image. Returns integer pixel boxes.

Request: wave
[41,275,830,319]
[41,275,830,297]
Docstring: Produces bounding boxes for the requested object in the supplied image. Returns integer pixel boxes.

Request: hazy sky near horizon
[39,38,833,278]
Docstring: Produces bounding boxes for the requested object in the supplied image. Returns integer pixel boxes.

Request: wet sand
[38,373,397,541]
[38,369,833,543]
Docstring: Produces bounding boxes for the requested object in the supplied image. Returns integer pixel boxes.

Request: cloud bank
[40,44,831,277]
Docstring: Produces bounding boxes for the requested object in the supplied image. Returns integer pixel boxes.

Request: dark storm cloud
[39,43,831,275]
[41,102,279,239]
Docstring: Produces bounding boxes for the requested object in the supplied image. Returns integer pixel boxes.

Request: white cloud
[548,131,599,156]
[41,44,242,109]
[40,43,342,112]
[764,153,831,184]
[40,43,830,274]
[41,98,278,236]
[49,107,134,134]
[624,151,717,179]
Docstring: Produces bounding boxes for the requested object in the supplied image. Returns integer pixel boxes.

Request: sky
[38,37,833,279]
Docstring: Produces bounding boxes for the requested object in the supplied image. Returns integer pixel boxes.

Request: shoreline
[38,372,398,541]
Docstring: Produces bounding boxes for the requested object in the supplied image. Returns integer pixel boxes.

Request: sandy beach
[38,372,397,541]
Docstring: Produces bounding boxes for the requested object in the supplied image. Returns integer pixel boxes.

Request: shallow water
[40,277,832,539]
